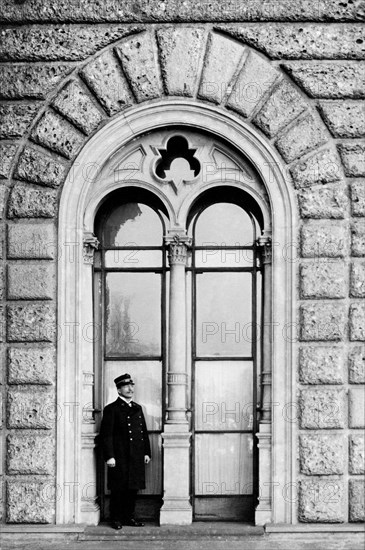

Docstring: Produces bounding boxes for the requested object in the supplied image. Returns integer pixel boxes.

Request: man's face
[118,383,135,399]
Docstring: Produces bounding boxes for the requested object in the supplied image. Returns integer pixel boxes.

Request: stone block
[0,142,17,179]
[298,184,347,219]
[349,434,365,475]
[220,23,365,60]
[300,261,346,299]
[198,32,244,104]
[7,223,56,259]
[81,50,134,116]
[299,346,344,384]
[52,80,104,135]
[349,347,365,384]
[31,110,84,160]
[7,264,56,300]
[349,480,365,522]
[0,102,40,139]
[7,433,55,474]
[7,304,56,343]
[290,149,343,189]
[15,146,66,188]
[351,220,365,257]
[300,303,346,341]
[299,433,345,475]
[0,0,364,22]
[157,26,206,97]
[227,49,280,118]
[350,262,365,298]
[351,180,365,217]
[299,388,345,429]
[276,113,328,163]
[0,305,4,342]
[319,101,365,138]
[338,144,365,177]
[349,387,365,428]
[301,222,347,258]
[116,32,160,102]
[8,346,56,384]
[0,265,4,301]
[6,481,54,523]
[7,386,55,429]
[299,479,345,523]
[0,24,141,61]
[8,184,57,218]
[0,63,73,99]
[0,183,5,218]
[350,302,365,341]
[283,62,365,99]
[253,80,307,137]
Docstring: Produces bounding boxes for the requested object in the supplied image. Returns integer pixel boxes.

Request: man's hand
[106,458,116,467]
[144,455,151,464]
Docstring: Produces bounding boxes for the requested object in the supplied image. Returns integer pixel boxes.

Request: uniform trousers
[110,488,138,522]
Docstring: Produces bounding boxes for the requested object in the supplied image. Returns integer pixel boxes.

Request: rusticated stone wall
[0,0,364,526]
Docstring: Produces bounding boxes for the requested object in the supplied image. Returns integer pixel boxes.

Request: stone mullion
[255,234,273,525]
[160,232,192,525]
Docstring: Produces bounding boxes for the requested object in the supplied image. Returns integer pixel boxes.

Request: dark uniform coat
[99,398,151,491]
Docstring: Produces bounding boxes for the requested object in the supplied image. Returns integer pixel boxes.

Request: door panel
[196,272,252,357]
[105,272,161,357]
[195,361,253,431]
[195,434,253,495]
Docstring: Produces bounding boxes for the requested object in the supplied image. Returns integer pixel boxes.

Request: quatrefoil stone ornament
[153,135,201,193]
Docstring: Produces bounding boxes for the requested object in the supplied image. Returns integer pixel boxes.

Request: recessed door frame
[57,99,298,526]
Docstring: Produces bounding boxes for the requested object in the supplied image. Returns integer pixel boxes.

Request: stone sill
[266,523,365,533]
[0,524,85,533]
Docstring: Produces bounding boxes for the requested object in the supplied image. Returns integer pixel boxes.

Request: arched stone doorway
[57,100,297,526]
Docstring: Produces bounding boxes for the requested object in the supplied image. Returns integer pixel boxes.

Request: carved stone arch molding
[5,27,349,527]
[58,99,296,526]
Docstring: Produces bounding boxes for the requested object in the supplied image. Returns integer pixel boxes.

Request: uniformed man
[99,373,151,530]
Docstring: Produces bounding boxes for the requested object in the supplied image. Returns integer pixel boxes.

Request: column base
[80,500,100,526]
[159,498,193,525]
[255,505,272,526]
[160,424,192,525]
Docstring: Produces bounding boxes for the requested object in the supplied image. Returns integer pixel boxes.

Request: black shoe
[126,518,144,527]
[111,521,123,530]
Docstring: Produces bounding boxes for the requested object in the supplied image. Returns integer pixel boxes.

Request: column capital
[83,232,99,264]
[257,232,272,265]
[164,232,192,266]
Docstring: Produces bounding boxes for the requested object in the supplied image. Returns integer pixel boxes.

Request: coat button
[129,430,132,433]
[130,438,133,441]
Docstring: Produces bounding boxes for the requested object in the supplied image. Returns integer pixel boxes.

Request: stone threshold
[1,522,364,540]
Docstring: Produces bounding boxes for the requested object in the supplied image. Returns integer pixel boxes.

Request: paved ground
[2,537,365,550]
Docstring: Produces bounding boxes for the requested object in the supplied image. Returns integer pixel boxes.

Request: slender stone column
[160,232,192,525]
[80,232,100,523]
[258,234,272,424]
[165,233,191,423]
[255,233,273,525]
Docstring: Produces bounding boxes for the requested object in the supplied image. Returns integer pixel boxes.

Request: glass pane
[106,273,161,356]
[196,273,252,356]
[195,248,254,268]
[195,434,253,495]
[105,250,162,268]
[140,434,162,495]
[195,203,254,246]
[195,361,253,431]
[104,360,162,430]
[103,203,163,247]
